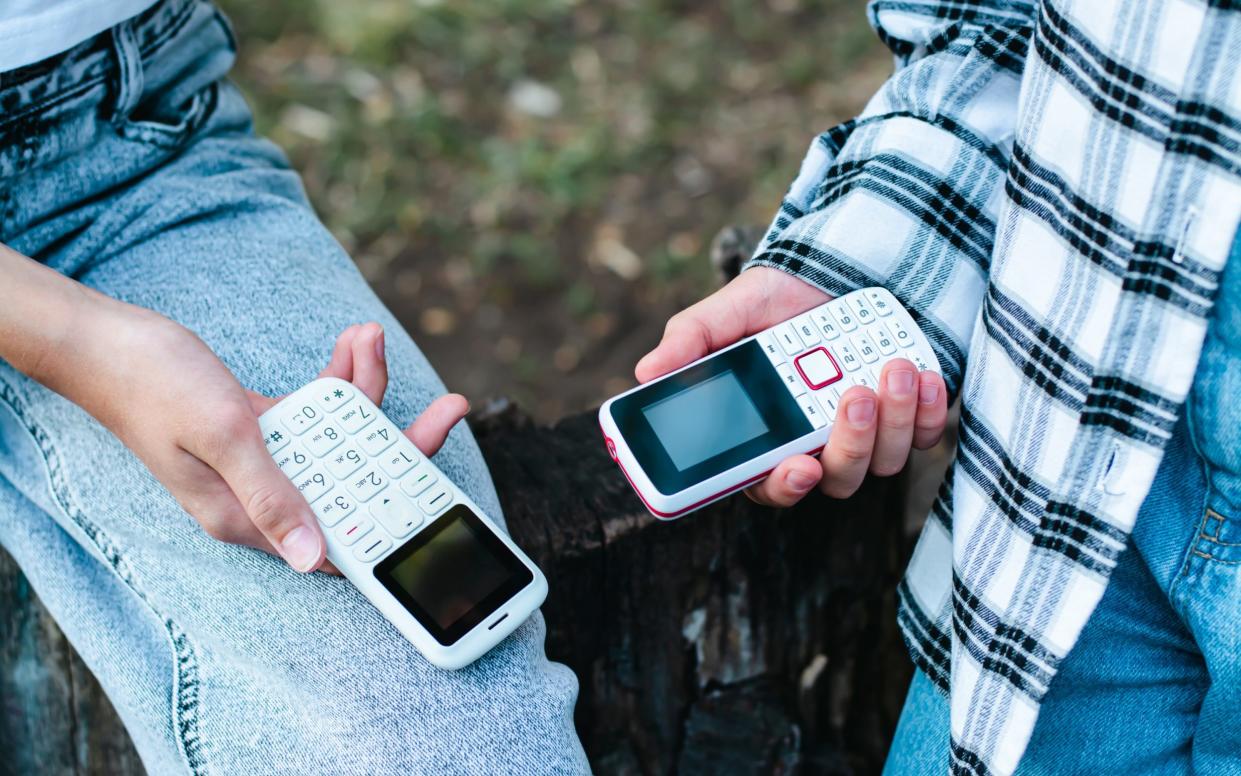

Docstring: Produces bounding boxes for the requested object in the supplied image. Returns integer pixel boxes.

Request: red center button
[794,348,843,390]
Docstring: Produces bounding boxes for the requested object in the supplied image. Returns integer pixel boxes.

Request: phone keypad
[418,486,453,516]
[313,492,356,527]
[260,382,468,568]
[275,445,312,478]
[293,465,333,503]
[335,514,374,546]
[264,428,291,455]
[338,403,377,434]
[776,323,803,355]
[776,363,805,395]
[401,469,438,498]
[304,423,345,457]
[853,332,879,364]
[371,491,423,538]
[283,404,323,435]
[316,384,354,412]
[354,534,392,563]
[759,288,937,429]
[325,445,366,479]
[379,446,421,479]
[359,422,400,456]
[348,468,389,502]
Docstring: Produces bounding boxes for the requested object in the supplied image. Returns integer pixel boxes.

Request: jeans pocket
[116,80,218,149]
[1190,507,1241,565]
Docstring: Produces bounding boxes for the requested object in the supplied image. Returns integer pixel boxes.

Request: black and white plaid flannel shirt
[746,1,1241,773]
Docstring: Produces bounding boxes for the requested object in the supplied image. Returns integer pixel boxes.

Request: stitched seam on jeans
[1169,507,1214,612]
[0,378,210,776]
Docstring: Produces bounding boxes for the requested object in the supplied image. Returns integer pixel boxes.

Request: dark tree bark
[0,402,915,775]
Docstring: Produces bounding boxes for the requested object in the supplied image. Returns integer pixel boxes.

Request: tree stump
[0,402,915,775]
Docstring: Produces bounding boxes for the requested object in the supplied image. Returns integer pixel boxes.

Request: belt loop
[108,20,144,123]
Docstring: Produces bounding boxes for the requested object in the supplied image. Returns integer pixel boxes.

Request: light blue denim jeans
[0,2,588,773]
[883,229,1241,774]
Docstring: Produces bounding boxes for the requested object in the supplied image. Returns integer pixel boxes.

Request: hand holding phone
[614,269,948,515]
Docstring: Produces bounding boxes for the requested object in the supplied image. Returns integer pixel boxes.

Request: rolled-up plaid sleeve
[745,0,1036,396]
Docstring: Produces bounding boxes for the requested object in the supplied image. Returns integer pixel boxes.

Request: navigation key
[370,491,423,539]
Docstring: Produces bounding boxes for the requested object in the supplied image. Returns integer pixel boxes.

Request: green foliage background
[218,0,887,418]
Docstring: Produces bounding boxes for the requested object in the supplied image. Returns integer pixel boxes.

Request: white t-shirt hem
[0,0,160,72]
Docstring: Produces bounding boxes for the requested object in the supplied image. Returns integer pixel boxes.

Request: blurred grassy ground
[217,0,890,420]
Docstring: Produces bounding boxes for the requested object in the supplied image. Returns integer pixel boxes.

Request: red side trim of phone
[599,423,823,520]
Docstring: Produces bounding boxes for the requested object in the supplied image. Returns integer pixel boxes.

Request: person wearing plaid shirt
[638,0,1241,773]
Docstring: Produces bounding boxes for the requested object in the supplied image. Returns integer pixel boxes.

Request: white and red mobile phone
[599,287,941,519]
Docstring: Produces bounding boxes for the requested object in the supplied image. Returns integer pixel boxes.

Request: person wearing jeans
[0,1,588,773]
[639,1,1240,773]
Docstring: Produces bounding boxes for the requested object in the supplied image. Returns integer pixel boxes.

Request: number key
[811,309,841,341]
[874,324,897,355]
[274,445,312,478]
[831,302,858,332]
[775,323,804,355]
[793,315,821,346]
[359,422,400,456]
[282,404,322,435]
[325,445,366,479]
[338,402,378,434]
[851,296,876,324]
[313,492,357,527]
[852,333,879,364]
[304,423,345,457]
[887,317,915,348]
[348,468,388,502]
[380,445,421,478]
[835,342,861,372]
[292,465,332,503]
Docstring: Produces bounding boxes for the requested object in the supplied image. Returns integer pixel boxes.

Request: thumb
[207,417,326,572]
[635,267,830,383]
[635,288,752,383]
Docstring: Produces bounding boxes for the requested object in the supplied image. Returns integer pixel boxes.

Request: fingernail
[887,369,915,397]
[919,380,940,405]
[281,526,321,572]
[787,470,817,492]
[374,327,385,360]
[847,397,876,427]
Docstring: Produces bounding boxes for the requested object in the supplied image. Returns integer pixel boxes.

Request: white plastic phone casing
[599,287,941,519]
[260,377,547,669]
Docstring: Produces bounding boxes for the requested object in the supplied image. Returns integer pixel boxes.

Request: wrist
[0,246,87,385]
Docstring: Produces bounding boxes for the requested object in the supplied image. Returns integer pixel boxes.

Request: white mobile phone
[259,378,547,669]
[599,287,941,519]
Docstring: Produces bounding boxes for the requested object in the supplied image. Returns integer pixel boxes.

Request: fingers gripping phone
[261,378,547,668]
[599,287,941,519]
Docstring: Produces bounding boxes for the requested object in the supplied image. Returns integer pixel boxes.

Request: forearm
[0,243,113,391]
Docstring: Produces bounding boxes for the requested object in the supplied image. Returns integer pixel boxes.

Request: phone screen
[609,339,811,494]
[374,505,533,645]
[641,371,769,470]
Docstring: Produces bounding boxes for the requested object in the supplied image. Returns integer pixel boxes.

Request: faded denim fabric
[0,1,588,773]
[882,230,1241,775]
